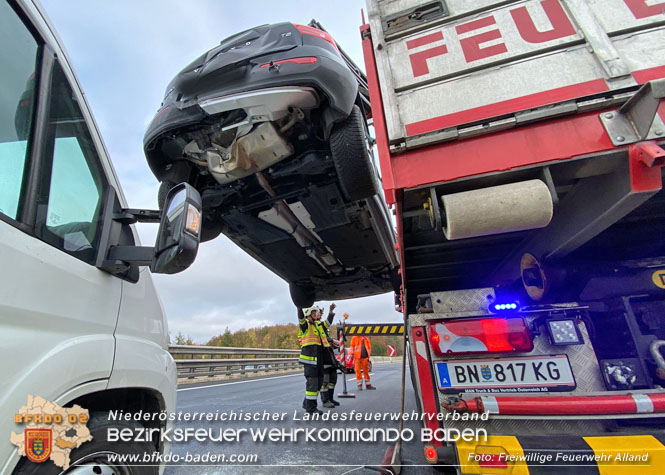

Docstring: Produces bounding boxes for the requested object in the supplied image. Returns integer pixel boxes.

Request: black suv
[144,21,398,306]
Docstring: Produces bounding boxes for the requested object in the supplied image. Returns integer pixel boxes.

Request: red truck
[362,0,665,471]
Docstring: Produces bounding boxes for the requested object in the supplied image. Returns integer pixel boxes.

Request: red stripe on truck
[411,326,443,447]
[389,65,665,191]
[361,23,397,204]
[404,79,609,137]
[393,109,616,190]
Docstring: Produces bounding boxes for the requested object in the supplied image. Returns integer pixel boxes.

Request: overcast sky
[40,0,398,343]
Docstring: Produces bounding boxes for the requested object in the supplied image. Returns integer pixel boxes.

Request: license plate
[436,355,576,393]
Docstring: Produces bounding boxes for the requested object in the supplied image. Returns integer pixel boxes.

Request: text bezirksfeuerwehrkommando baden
[106,410,489,444]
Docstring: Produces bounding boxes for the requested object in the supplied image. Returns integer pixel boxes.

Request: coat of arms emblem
[25,429,52,463]
[481,365,492,380]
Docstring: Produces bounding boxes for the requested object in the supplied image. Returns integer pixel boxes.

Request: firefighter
[350,334,375,390]
[318,321,341,408]
[297,303,336,413]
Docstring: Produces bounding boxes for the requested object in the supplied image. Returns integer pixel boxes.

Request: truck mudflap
[451,434,665,474]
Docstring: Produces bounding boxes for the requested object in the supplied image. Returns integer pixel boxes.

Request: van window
[35,62,106,265]
[0,1,40,220]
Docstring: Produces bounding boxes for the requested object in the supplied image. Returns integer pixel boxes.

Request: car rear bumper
[144,49,359,180]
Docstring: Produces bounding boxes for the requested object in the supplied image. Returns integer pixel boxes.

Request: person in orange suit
[350,335,375,390]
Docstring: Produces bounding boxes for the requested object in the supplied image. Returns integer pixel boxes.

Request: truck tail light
[424,445,438,463]
[478,453,508,468]
[475,446,509,468]
[428,317,532,356]
[294,24,340,54]
[260,57,317,68]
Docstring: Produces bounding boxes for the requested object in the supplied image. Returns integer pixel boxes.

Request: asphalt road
[164,362,434,475]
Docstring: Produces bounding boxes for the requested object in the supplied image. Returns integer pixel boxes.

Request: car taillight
[294,24,340,53]
[260,57,317,68]
[428,317,532,356]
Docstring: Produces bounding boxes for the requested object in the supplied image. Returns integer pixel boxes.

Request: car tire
[289,283,315,308]
[12,412,157,475]
[158,180,222,243]
[157,180,177,210]
[329,105,378,201]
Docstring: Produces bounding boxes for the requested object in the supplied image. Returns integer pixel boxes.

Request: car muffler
[439,179,553,240]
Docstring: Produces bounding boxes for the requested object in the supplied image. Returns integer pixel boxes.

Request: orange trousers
[354,358,370,385]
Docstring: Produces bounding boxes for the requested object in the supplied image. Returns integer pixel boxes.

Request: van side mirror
[100,183,202,277]
[151,183,202,274]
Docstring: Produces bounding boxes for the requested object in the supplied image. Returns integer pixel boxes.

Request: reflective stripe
[305,395,318,400]
[298,320,326,348]
[481,396,500,414]
[327,383,335,389]
[300,354,316,361]
[633,394,655,413]
[300,335,321,344]
[316,322,330,347]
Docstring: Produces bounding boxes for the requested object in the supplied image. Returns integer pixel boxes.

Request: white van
[1,0,201,473]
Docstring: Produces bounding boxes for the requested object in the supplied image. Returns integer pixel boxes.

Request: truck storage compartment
[367,0,665,147]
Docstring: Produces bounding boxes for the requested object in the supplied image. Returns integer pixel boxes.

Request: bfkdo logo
[11,395,92,470]
[25,429,52,463]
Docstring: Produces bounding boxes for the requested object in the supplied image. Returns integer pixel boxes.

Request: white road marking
[177,373,301,392]
[345,372,374,383]
[179,368,382,392]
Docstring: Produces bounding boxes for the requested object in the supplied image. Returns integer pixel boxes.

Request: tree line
[172,324,404,356]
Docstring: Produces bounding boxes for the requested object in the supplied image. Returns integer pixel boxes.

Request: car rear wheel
[329,105,378,201]
[289,283,315,308]
[157,180,177,211]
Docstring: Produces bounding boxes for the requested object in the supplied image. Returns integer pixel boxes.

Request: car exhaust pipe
[256,172,343,275]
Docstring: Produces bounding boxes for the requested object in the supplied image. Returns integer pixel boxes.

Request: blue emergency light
[489,301,521,313]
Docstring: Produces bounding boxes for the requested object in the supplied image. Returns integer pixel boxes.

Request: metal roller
[441,179,553,240]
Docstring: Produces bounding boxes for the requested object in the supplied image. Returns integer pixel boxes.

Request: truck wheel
[330,105,378,201]
[12,413,157,474]
[289,283,315,308]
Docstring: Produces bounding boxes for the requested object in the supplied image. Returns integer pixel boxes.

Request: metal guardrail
[169,345,300,379]
[169,346,401,380]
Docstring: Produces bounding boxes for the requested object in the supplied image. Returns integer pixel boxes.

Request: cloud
[41,0,397,345]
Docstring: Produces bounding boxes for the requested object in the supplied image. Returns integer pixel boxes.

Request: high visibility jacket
[297,309,333,365]
[350,335,371,360]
